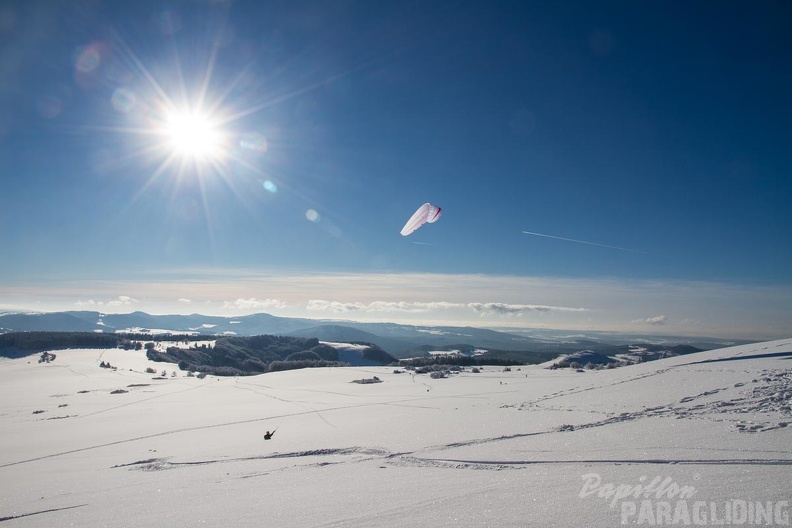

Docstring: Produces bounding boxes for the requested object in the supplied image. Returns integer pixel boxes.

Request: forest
[0,331,395,376]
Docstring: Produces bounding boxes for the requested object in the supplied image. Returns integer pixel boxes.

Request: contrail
[522,230,656,255]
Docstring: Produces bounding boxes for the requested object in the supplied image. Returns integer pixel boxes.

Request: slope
[0,339,789,527]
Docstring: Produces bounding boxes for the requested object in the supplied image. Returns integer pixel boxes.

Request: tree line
[146,335,394,376]
[0,331,215,355]
[398,355,525,369]
[0,332,125,353]
[0,331,393,376]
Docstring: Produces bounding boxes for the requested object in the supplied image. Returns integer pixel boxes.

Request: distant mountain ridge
[0,310,544,356]
[0,310,728,361]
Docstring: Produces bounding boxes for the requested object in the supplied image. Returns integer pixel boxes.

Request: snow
[429,349,464,356]
[550,349,619,367]
[149,340,217,352]
[1,339,790,527]
[320,341,384,366]
[320,341,369,351]
[115,327,200,335]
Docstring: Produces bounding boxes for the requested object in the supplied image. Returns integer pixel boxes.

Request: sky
[1,0,790,340]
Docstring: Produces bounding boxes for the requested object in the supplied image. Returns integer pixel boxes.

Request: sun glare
[165,111,224,161]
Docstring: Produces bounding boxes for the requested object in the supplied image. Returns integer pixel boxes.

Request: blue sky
[1,0,790,340]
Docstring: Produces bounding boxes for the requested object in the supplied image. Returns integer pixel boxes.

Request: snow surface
[320,341,385,367]
[1,339,790,527]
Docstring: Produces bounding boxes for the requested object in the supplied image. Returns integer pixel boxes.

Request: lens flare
[111,88,136,114]
[75,45,101,73]
[240,132,268,153]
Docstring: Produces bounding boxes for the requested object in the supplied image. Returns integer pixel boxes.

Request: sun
[164,110,225,162]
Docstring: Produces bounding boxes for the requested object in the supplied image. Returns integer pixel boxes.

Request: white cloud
[75,296,137,308]
[633,315,667,325]
[307,299,587,317]
[178,298,191,304]
[306,300,366,313]
[107,295,137,306]
[367,301,460,313]
[307,300,461,314]
[9,270,792,340]
[223,298,286,310]
[468,302,588,316]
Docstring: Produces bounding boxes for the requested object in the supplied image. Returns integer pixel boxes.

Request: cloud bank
[2,270,790,340]
[76,295,138,308]
[223,298,288,311]
[306,300,587,317]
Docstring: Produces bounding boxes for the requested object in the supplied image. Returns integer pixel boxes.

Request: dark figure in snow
[264,430,275,440]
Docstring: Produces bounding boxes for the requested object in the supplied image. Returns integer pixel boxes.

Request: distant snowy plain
[1,339,790,527]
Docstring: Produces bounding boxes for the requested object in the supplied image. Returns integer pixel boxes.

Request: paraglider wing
[426,204,442,223]
[400,203,442,236]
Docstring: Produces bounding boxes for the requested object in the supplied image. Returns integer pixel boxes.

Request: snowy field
[1,339,790,527]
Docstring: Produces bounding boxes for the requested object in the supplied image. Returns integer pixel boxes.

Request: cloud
[306,300,367,313]
[305,300,457,314]
[468,302,588,316]
[307,300,588,317]
[107,295,137,306]
[10,270,791,340]
[75,296,137,308]
[306,300,465,314]
[223,298,286,310]
[367,301,460,313]
[178,298,191,304]
[633,315,667,325]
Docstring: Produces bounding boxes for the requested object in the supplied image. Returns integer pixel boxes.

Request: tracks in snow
[112,445,792,475]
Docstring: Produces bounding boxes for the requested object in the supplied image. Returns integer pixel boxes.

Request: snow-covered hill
[1,339,790,527]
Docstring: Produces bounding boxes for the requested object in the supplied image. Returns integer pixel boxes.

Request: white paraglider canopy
[400,202,442,236]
